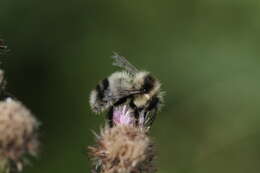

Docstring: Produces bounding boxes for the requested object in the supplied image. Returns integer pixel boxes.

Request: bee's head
[133,71,161,95]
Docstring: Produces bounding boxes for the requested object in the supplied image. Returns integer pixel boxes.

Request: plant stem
[0,158,8,173]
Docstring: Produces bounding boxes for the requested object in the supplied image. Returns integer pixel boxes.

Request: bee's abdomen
[89,78,110,113]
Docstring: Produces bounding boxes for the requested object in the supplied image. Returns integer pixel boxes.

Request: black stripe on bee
[96,78,109,99]
[102,78,109,90]
[143,75,155,93]
[129,99,142,125]
[96,84,104,99]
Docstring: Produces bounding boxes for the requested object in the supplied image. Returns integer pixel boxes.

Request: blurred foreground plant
[0,39,40,173]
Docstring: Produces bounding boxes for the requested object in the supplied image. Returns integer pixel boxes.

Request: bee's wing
[139,109,158,128]
[102,90,140,102]
[112,52,139,74]
[109,89,143,101]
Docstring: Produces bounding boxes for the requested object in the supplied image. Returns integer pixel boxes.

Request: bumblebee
[89,53,164,127]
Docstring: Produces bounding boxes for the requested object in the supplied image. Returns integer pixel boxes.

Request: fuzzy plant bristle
[89,125,156,173]
[0,98,39,172]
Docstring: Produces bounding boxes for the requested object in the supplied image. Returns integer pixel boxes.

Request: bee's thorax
[134,94,150,107]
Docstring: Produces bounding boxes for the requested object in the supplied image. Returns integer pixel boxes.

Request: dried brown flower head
[89,125,156,173]
[0,98,39,171]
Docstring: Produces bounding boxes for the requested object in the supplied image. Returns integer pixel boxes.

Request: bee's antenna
[111,52,139,74]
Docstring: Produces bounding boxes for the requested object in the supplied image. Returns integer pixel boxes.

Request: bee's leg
[107,107,114,127]
[134,110,140,126]
[129,99,141,126]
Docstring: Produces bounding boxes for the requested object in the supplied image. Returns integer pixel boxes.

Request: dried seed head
[89,125,156,173]
[0,98,39,170]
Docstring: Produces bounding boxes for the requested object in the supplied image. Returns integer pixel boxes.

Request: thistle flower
[112,105,135,126]
[89,125,156,173]
[0,98,39,172]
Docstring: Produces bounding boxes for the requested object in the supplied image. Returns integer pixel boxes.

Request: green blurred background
[1,0,260,173]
